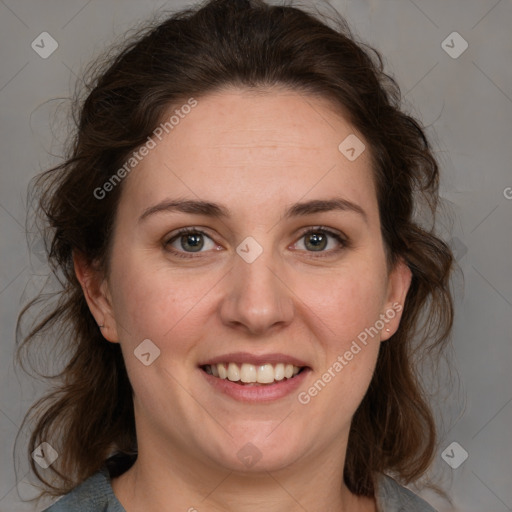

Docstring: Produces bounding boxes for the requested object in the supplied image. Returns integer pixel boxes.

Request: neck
[111,439,376,512]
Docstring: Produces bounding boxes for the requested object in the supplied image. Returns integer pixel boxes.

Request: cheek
[108,252,219,345]
[294,270,385,431]
[297,262,388,345]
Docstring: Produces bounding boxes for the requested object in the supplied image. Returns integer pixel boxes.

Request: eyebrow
[138,197,368,223]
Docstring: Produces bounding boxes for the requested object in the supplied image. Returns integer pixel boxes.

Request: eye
[164,228,218,258]
[292,227,348,256]
[164,226,348,260]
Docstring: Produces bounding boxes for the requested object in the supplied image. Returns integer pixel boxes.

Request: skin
[75,87,412,512]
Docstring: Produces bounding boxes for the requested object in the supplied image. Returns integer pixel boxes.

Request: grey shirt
[44,469,437,511]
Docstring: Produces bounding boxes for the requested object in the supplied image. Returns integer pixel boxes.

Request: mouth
[200,362,307,385]
[198,353,311,402]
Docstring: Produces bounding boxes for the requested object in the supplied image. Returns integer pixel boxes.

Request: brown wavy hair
[17,0,453,499]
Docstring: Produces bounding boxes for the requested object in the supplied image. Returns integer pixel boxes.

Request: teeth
[274,363,285,381]
[227,362,240,382]
[240,363,257,383]
[205,362,303,384]
[257,364,275,384]
[218,364,227,379]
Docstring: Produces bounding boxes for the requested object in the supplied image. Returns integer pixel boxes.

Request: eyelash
[164,226,349,260]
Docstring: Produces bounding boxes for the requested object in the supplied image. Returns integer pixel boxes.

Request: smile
[202,362,304,385]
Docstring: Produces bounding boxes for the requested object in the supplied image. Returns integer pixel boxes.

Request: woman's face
[82,88,410,473]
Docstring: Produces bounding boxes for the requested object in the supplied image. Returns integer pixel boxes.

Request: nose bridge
[219,241,294,334]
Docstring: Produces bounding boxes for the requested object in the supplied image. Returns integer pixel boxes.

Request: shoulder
[375,473,438,512]
[42,470,125,512]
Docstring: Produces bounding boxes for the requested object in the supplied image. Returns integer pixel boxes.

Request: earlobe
[380,258,412,341]
[73,250,119,343]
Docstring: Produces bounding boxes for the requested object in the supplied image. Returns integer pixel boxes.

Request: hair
[17,0,453,500]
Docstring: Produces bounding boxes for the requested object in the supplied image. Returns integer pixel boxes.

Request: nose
[219,247,295,336]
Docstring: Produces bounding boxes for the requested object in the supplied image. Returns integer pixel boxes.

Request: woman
[17,0,453,510]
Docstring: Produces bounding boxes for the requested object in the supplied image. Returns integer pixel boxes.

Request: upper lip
[199,352,310,368]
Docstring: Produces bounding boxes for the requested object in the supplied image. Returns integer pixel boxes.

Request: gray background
[1,0,511,511]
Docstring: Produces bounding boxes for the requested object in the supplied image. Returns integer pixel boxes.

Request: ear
[73,250,119,343]
[380,257,412,341]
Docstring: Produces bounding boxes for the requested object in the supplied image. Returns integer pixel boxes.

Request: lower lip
[200,368,310,402]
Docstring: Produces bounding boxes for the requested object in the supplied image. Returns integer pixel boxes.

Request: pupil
[182,233,203,252]
[306,232,326,251]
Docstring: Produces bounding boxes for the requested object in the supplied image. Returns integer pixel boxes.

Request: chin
[203,427,306,473]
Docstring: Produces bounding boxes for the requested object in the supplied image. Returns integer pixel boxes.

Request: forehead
[120,88,378,220]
